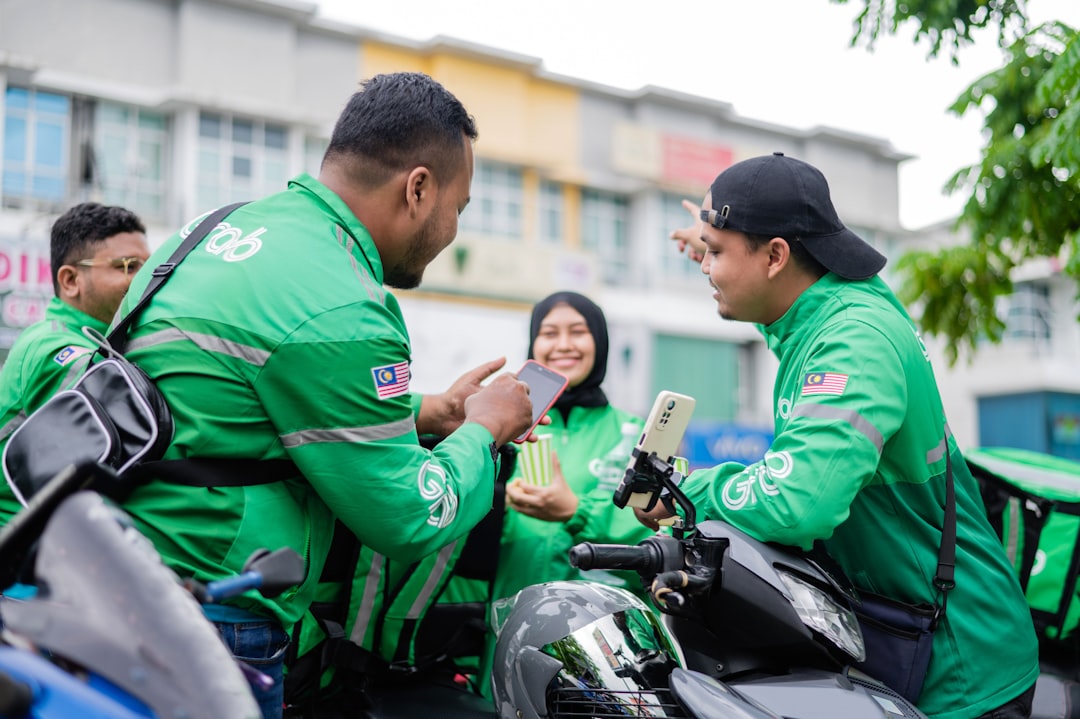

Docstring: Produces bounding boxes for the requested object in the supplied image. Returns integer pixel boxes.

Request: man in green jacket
[114,72,534,719]
[644,152,1038,719]
[0,202,149,519]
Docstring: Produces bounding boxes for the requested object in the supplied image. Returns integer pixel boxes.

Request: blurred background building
[1,0,1078,464]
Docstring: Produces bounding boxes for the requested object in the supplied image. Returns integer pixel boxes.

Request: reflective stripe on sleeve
[791,402,884,453]
[279,415,416,448]
[0,411,26,443]
[127,328,271,367]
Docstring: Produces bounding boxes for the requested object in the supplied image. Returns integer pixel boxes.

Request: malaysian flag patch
[372,361,410,399]
[802,372,848,396]
[53,345,92,366]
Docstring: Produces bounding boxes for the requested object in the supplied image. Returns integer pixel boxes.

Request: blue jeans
[214,620,291,719]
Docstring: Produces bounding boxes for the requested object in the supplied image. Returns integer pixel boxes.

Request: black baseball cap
[702,152,886,280]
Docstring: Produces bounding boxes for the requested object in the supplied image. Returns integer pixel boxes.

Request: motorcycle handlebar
[569,541,663,573]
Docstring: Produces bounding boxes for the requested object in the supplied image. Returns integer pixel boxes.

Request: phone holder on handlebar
[613,448,696,538]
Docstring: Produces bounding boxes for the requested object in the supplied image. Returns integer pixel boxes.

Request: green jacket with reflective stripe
[115,175,499,632]
[680,273,1037,719]
[0,298,106,523]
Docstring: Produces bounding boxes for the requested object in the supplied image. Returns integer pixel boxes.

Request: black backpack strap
[128,457,299,487]
[108,201,249,352]
[933,437,957,609]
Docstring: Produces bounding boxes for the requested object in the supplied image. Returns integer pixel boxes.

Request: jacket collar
[288,173,384,285]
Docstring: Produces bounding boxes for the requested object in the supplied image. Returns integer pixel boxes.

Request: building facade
[2,0,1076,463]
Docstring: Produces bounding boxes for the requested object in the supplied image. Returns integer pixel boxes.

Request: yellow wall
[360,43,580,180]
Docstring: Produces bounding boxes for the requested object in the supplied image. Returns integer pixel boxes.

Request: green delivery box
[968,446,1080,640]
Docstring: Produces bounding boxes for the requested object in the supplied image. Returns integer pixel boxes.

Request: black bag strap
[128,457,299,487]
[932,437,957,617]
[108,201,249,351]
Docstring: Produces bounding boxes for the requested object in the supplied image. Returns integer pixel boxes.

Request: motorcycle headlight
[777,570,865,662]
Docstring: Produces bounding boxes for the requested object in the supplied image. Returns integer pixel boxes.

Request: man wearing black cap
[645,153,1038,718]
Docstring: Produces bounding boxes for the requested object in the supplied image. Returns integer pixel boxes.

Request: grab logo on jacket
[721,450,791,510]
[178,210,265,262]
[205,224,265,262]
[417,461,457,528]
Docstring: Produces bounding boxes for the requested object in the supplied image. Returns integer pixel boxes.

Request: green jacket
[116,175,501,632]
[0,297,107,521]
[495,404,651,601]
[334,404,650,682]
[680,274,1038,719]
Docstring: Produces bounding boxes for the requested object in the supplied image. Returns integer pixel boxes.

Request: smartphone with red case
[513,360,569,443]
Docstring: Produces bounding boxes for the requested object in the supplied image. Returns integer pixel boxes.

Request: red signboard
[0,240,53,353]
[661,136,735,188]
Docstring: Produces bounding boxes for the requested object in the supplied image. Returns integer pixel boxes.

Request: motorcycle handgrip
[569,542,660,572]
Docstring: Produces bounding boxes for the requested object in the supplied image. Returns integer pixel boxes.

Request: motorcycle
[490,434,1080,719]
[489,444,929,719]
[0,462,305,718]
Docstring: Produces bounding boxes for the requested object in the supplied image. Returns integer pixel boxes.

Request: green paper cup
[520,435,553,486]
[671,456,689,484]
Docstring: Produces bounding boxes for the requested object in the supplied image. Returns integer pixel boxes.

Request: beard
[383,212,452,290]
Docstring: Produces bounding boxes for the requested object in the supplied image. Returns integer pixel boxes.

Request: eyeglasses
[74,256,146,277]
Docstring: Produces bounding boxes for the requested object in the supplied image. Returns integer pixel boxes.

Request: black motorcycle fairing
[682,521,856,673]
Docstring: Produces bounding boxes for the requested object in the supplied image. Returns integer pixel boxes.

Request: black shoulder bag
[2,201,294,505]
[849,437,955,704]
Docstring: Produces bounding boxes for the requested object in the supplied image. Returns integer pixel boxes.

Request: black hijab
[527,291,609,417]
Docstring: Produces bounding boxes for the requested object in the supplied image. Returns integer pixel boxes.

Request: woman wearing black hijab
[494,291,653,601]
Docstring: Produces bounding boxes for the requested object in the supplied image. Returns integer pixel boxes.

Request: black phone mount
[612,448,696,538]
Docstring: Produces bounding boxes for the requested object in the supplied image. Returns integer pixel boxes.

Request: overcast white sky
[312,0,1080,230]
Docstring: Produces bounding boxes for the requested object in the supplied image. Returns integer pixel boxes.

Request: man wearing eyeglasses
[0,202,150,524]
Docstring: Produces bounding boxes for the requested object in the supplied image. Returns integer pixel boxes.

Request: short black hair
[50,202,146,294]
[743,233,827,279]
[323,72,478,187]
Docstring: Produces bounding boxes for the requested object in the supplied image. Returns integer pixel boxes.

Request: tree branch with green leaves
[834,1,1080,364]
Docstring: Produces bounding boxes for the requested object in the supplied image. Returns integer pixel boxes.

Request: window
[3,87,71,208]
[304,136,328,176]
[197,112,289,211]
[459,160,523,238]
[1002,281,1052,344]
[94,102,168,219]
[581,188,629,285]
[537,180,564,245]
[660,193,701,279]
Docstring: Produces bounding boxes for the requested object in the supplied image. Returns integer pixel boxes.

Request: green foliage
[895,245,1012,364]
[834,0,1029,59]
[835,1,1080,365]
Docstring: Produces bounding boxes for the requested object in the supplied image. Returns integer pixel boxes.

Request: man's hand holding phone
[462,370,536,447]
[454,358,567,447]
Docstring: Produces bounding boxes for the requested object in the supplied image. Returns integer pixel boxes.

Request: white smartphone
[620,390,696,509]
[513,360,569,444]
